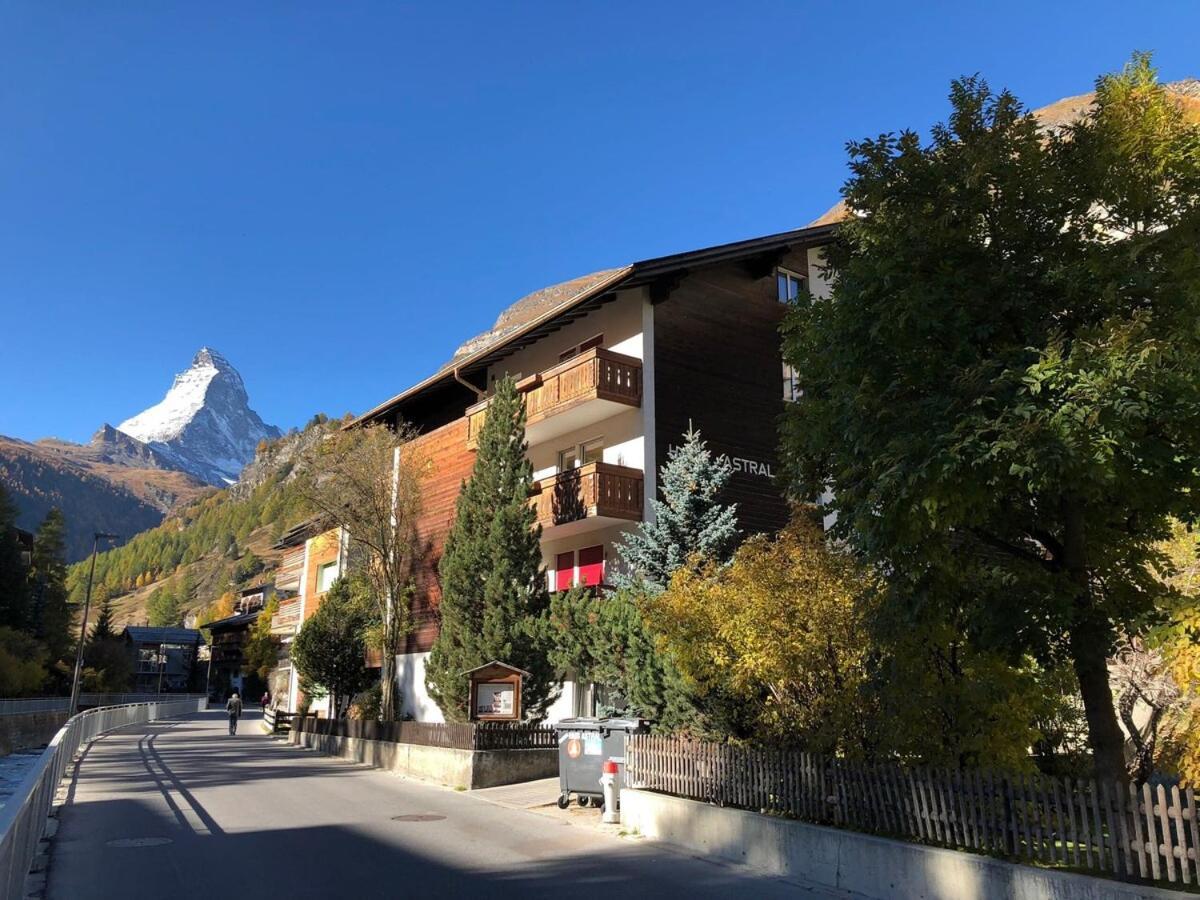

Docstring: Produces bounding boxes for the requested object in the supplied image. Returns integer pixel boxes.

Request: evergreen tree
[0,483,31,631]
[146,582,182,627]
[90,585,116,641]
[29,509,73,661]
[614,427,740,593]
[426,376,556,721]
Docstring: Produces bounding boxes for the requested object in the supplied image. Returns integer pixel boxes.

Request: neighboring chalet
[267,519,346,713]
[352,223,837,722]
[121,625,202,694]
[205,583,275,701]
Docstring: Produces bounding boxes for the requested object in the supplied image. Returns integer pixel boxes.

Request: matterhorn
[117,347,281,485]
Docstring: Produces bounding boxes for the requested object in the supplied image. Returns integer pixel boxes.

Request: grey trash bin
[554,716,648,810]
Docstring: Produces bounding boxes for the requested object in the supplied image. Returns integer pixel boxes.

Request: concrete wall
[620,789,1182,900]
[291,728,556,790]
[0,711,67,756]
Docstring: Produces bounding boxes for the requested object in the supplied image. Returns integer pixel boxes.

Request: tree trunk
[1061,499,1126,781]
[380,644,396,720]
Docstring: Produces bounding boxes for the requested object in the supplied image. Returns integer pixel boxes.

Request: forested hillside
[64,416,339,625]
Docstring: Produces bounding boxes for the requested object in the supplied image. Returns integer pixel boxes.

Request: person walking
[261,691,270,712]
[226,691,243,735]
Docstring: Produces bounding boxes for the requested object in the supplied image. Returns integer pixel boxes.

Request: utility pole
[68,532,118,715]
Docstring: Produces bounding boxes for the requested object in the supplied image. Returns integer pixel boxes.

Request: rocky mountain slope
[2,348,279,560]
[117,347,281,485]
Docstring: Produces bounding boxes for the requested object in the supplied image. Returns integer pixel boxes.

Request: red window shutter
[577,546,604,587]
[555,552,575,592]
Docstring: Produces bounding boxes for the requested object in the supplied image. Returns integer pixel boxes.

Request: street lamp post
[68,531,118,715]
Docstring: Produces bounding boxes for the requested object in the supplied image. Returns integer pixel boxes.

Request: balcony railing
[270,598,302,635]
[466,348,642,449]
[530,462,643,530]
[275,546,305,593]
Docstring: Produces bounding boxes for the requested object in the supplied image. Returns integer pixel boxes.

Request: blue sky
[3,2,1197,443]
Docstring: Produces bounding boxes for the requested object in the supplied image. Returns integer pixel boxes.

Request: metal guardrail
[0,696,205,897]
[0,694,207,716]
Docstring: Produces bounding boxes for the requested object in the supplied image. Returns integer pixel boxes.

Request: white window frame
[557,436,605,472]
[776,267,806,303]
[315,561,339,594]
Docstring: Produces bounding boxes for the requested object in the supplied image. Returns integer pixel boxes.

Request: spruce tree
[426,376,556,721]
[0,483,31,631]
[90,586,116,641]
[29,509,72,661]
[614,427,740,593]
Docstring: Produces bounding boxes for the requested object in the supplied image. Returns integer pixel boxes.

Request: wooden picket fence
[626,735,1200,886]
[293,715,556,751]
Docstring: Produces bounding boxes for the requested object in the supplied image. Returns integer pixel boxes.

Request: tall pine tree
[29,509,72,661]
[425,376,556,721]
[0,483,31,631]
[90,586,116,642]
[614,427,740,593]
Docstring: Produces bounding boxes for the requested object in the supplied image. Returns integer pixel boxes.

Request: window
[316,561,339,594]
[552,546,605,592]
[577,546,604,588]
[782,361,801,403]
[557,438,604,472]
[777,268,805,303]
[555,552,575,592]
[559,334,604,362]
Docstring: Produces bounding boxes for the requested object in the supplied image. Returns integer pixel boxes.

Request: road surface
[46,711,845,900]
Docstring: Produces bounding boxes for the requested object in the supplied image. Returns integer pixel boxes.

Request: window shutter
[555,551,575,592]
[577,545,604,587]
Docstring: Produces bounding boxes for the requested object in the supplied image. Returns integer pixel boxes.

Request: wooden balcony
[275,546,304,593]
[270,598,303,636]
[466,348,642,449]
[530,462,643,535]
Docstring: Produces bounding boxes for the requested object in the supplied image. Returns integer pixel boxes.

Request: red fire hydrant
[600,759,620,824]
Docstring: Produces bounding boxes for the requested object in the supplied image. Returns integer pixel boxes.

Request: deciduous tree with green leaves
[291,576,375,718]
[426,376,556,721]
[780,55,1200,779]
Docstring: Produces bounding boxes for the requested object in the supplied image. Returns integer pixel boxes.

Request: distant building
[121,626,202,693]
[15,527,33,569]
[204,583,282,701]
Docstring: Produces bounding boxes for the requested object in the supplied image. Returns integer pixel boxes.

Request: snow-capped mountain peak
[117,348,280,485]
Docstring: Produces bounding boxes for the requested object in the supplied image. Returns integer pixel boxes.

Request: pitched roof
[351,223,835,427]
[204,610,261,631]
[123,626,201,644]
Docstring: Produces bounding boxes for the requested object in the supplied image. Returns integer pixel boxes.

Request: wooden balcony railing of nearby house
[275,546,305,593]
[465,348,642,449]
[530,462,643,529]
[270,598,302,635]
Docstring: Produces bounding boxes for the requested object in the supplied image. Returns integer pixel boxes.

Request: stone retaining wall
[290,728,557,790]
[0,712,67,756]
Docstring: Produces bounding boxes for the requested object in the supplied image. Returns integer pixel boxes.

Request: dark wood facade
[652,251,808,537]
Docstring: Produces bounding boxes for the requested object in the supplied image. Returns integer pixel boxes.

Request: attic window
[559,334,603,362]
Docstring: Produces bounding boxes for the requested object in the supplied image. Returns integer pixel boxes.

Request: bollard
[600,759,620,824]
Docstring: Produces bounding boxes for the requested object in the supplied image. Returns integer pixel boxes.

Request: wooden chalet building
[352,223,837,722]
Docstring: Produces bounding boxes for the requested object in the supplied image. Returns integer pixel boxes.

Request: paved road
[47,711,843,900]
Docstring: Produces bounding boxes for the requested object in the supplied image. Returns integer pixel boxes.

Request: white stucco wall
[396,651,445,723]
[807,246,833,300]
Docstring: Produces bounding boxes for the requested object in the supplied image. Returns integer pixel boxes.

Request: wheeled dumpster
[554,716,648,810]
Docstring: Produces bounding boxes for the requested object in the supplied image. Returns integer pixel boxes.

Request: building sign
[668,443,776,479]
[724,455,774,478]
[475,682,515,717]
